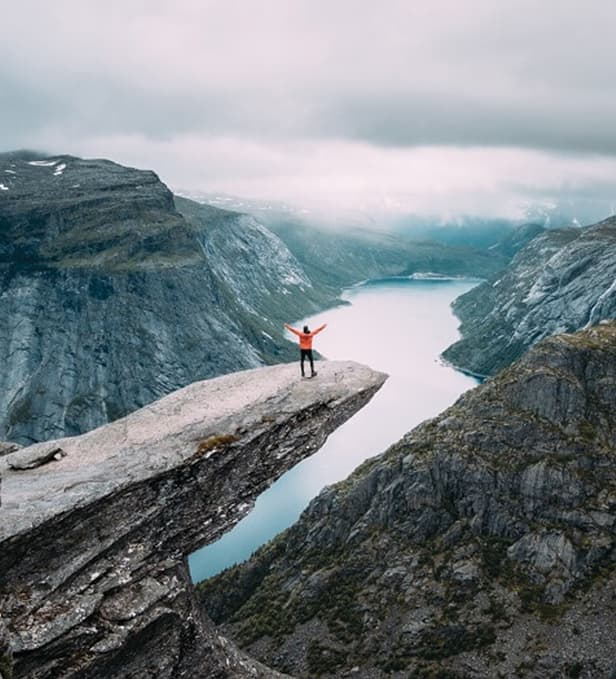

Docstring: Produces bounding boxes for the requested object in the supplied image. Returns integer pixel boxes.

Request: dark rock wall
[0,265,271,443]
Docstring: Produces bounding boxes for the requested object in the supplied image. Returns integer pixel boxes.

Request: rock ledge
[0,360,386,678]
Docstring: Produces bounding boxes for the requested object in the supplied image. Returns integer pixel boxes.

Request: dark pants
[300,349,314,376]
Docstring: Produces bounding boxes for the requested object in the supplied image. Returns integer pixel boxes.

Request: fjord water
[189,276,480,582]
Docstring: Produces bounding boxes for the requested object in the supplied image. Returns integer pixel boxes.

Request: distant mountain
[394,201,612,248]
[184,190,614,240]
[256,215,508,291]
[200,323,616,678]
[183,192,522,259]
[521,200,614,230]
[0,152,331,444]
[487,221,545,259]
[389,215,519,250]
[442,216,616,375]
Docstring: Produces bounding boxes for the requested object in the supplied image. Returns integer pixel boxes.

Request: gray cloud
[316,92,616,155]
[1,0,616,216]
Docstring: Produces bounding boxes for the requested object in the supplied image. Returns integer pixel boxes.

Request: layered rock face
[442,216,616,376]
[174,197,317,324]
[0,152,330,444]
[0,361,386,678]
[201,324,616,678]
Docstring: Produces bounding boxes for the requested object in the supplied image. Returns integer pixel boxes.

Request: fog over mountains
[183,188,615,251]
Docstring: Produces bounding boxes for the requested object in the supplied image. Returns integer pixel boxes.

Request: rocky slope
[175,197,318,323]
[0,360,386,678]
[488,222,546,260]
[201,323,616,678]
[0,152,332,444]
[442,216,616,376]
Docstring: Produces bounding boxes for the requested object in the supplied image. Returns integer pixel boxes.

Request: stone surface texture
[442,216,616,376]
[201,324,616,678]
[0,360,386,678]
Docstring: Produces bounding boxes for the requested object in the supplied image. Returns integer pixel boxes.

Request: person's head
[303,325,310,334]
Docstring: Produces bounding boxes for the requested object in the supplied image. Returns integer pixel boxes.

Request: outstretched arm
[312,323,327,336]
[284,323,302,337]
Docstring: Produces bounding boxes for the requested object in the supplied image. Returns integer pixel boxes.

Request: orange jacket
[284,323,327,350]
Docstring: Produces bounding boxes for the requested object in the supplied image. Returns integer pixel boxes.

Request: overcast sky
[2,0,616,219]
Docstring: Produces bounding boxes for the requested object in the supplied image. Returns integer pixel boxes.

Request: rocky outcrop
[442,216,616,376]
[201,324,616,678]
[0,152,332,444]
[0,360,386,678]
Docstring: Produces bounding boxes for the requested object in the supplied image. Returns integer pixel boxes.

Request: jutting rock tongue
[0,361,386,679]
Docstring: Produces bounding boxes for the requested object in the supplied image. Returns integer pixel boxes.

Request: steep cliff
[201,323,616,678]
[442,216,616,376]
[0,152,330,444]
[174,197,320,324]
[0,360,386,678]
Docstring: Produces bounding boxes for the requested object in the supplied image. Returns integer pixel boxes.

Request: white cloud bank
[2,0,616,219]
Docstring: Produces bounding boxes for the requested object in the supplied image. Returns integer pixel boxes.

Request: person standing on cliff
[284,322,327,378]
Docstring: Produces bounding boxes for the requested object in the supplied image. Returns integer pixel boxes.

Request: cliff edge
[0,360,386,678]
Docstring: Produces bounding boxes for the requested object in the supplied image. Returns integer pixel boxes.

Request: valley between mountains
[0,151,501,446]
[2,151,616,679]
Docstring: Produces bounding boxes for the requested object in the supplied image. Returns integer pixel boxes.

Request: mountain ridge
[442,215,616,376]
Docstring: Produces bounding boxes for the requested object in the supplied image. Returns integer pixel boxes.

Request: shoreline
[438,354,487,382]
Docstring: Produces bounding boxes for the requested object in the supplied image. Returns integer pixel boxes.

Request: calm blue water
[189,276,480,582]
